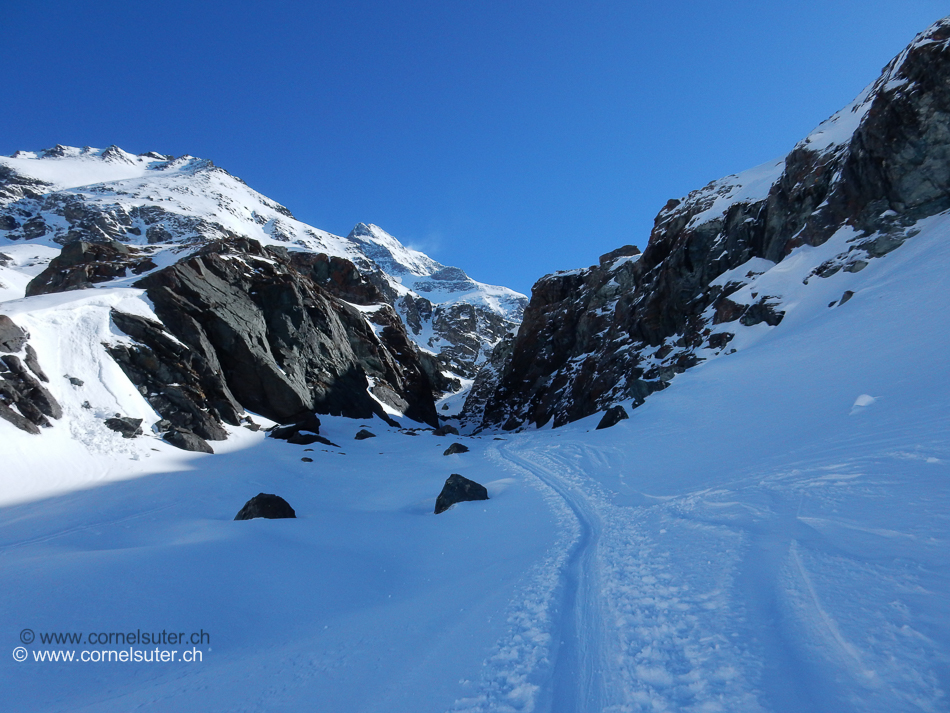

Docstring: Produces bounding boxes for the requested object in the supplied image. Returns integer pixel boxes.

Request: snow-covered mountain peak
[345,222,442,277]
[344,221,526,316]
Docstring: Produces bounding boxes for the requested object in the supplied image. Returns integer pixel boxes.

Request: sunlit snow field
[1,216,949,712]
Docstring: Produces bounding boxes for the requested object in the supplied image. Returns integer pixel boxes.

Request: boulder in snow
[355,429,376,440]
[0,315,28,353]
[105,416,144,438]
[163,428,214,453]
[434,474,489,514]
[596,405,629,430]
[443,442,469,455]
[433,425,459,437]
[235,493,296,520]
[269,414,323,442]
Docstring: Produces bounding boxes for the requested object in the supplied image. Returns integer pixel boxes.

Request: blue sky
[2,1,947,295]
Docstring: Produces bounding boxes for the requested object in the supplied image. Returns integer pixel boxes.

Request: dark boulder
[268,423,300,441]
[105,416,143,438]
[596,405,629,430]
[443,442,469,455]
[271,425,339,447]
[434,474,489,514]
[433,425,460,437]
[355,429,376,440]
[287,432,325,446]
[707,332,734,350]
[234,493,296,520]
[269,424,301,440]
[294,413,322,434]
[163,428,214,453]
[269,414,322,442]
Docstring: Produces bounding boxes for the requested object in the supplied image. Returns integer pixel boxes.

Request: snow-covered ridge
[655,17,950,238]
[801,16,950,155]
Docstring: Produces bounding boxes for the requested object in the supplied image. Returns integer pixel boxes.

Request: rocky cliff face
[469,16,950,431]
[115,237,439,436]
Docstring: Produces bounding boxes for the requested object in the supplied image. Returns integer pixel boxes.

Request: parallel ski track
[498,444,609,713]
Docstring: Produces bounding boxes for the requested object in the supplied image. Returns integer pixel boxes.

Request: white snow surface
[1,201,948,710]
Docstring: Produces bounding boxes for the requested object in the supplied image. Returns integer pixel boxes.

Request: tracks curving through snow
[455,437,769,713]
[500,446,609,713]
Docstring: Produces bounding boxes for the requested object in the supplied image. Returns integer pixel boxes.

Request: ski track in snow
[491,440,763,713]
[449,445,580,713]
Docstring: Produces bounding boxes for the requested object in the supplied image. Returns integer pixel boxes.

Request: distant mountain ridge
[465,15,950,431]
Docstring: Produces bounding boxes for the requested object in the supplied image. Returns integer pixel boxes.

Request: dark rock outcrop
[433,425,459,437]
[234,493,296,520]
[24,346,48,382]
[434,474,489,514]
[0,328,63,434]
[25,240,157,297]
[135,238,439,427]
[596,405,629,430]
[106,310,238,441]
[0,315,28,353]
[443,442,469,455]
[163,428,214,453]
[469,17,950,431]
[105,416,143,438]
[355,429,376,440]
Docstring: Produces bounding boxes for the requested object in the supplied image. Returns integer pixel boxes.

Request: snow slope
[0,196,947,711]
